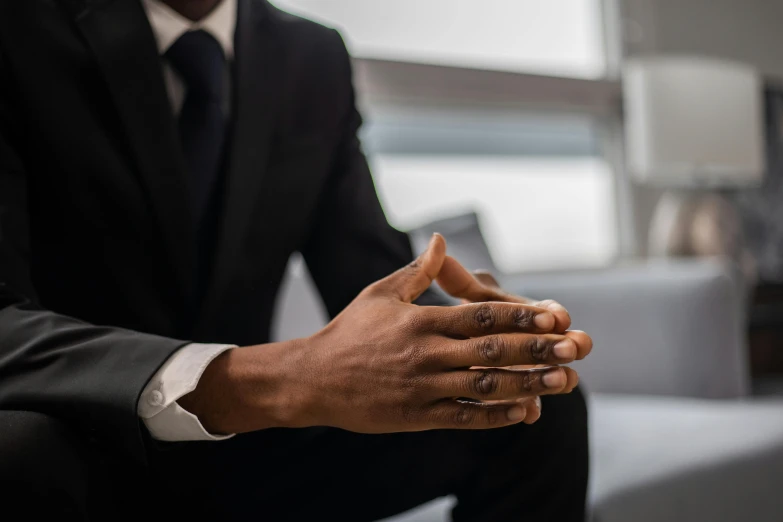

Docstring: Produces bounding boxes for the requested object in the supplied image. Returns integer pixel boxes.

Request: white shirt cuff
[138,343,237,441]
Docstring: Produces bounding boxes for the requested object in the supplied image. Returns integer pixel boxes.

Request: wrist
[178,339,317,434]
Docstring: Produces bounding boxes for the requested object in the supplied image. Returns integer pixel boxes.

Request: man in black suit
[0,0,592,520]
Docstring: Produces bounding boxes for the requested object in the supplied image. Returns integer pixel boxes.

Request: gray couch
[271,215,783,522]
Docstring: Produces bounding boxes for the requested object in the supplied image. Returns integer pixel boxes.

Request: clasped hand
[181,234,592,435]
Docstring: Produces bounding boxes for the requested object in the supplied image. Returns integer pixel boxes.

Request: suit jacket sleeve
[0,54,188,462]
[301,31,445,316]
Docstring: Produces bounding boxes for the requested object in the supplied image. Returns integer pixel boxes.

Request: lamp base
[648,190,756,279]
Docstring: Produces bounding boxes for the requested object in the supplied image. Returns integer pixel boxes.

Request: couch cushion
[590,394,783,522]
[501,259,751,399]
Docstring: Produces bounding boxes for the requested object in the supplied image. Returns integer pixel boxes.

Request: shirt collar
[141,0,237,59]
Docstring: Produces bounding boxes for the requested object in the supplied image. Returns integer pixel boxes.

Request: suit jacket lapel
[198,0,285,329]
[69,0,195,303]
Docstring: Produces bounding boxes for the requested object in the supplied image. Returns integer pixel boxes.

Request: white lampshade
[624,56,765,187]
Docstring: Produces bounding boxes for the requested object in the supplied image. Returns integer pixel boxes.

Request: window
[271,0,625,271]
[360,106,618,272]
[371,155,616,273]
[271,0,606,79]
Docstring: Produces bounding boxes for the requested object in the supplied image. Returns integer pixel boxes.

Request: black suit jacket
[0,0,419,461]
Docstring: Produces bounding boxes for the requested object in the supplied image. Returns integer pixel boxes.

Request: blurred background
[266,1,783,521]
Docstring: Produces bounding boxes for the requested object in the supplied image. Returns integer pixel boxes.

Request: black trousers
[0,388,588,521]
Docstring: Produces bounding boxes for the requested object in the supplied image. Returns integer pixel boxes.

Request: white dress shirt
[137,0,239,442]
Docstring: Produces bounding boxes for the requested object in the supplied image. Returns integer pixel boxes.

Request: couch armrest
[500,259,751,399]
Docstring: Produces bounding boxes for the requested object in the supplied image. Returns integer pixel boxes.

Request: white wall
[623,0,783,79]
[272,0,606,78]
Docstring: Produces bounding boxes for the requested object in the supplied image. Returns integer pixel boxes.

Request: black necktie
[165,30,228,302]
[165,30,228,226]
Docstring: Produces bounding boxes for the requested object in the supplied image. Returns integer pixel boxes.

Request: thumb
[437,255,517,303]
[375,233,447,303]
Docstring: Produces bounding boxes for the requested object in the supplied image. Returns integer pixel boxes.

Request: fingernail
[534,312,554,330]
[535,396,542,411]
[542,369,566,389]
[507,406,526,422]
[553,339,576,360]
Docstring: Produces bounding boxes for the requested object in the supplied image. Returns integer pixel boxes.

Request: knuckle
[472,370,498,397]
[477,336,504,365]
[400,403,418,424]
[401,337,438,372]
[404,342,429,368]
[512,307,536,329]
[454,404,476,427]
[484,407,502,426]
[472,304,496,331]
[401,308,426,332]
[518,372,537,393]
[526,336,551,363]
[405,375,436,406]
[399,308,434,338]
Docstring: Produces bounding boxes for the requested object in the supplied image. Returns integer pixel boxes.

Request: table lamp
[623,56,766,272]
